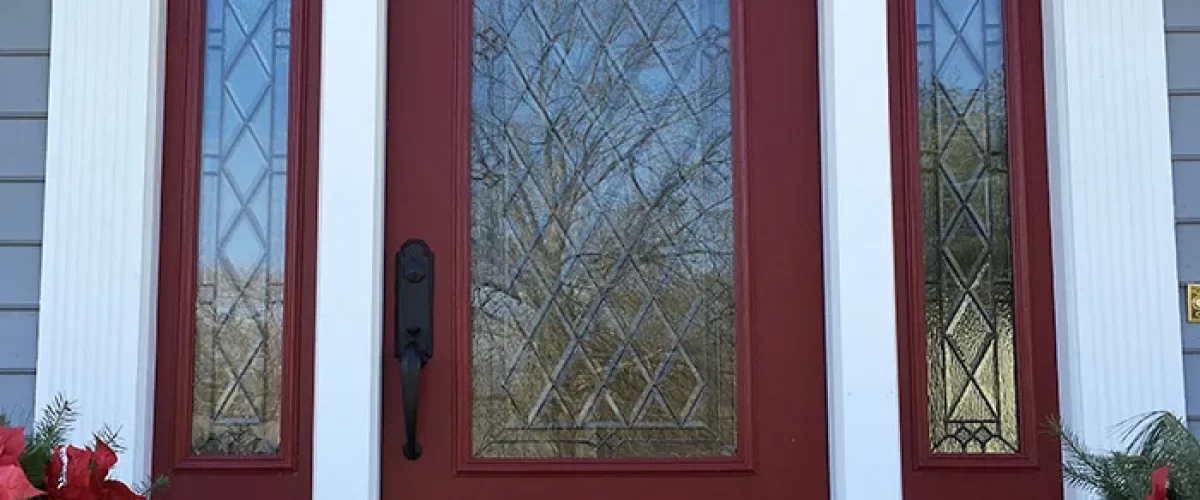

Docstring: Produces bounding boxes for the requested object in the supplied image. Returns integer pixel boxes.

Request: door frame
[25,1,1185,500]
[309,1,903,498]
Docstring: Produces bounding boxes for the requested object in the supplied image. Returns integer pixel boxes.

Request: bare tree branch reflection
[192,267,284,456]
[469,0,737,458]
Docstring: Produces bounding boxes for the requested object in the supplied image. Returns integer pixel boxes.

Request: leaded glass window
[469,0,737,459]
[192,0,292,456]
[916,0,1019,454]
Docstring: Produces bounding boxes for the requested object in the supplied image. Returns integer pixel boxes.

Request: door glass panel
[470,0,736,459]
[192,0,291,456]
[916,0,1019,453]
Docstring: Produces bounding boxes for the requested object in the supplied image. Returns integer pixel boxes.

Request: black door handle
[395,239,433,461]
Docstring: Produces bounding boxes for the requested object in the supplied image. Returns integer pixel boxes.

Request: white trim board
[311,1,389,498]
[818,1,905,499]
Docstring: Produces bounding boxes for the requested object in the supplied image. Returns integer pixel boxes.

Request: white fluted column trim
[1043,0,1185,498]
[36,0,166,484]
[818,0,904,499]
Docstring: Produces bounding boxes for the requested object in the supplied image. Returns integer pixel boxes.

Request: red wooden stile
[889,0,1063,497]
[154,1,320,497]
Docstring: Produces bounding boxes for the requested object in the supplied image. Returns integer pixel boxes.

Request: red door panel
[383,1,827,498]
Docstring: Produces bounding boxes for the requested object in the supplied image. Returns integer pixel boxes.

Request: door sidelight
[395,239,433,460]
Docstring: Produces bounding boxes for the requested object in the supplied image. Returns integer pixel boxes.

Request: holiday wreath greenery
[0,395,167,500]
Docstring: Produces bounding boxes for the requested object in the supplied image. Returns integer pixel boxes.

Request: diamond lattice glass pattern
[192,0,291,456]
[470,0,736,459]
[917,0,1019,454]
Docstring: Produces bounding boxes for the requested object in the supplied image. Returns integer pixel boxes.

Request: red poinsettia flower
[51,445,94,499]
[0,427,40,500]
[47,442,144,500]
[1147,465,1171,500]
[44,446,63,495]
[0,427,24,467]
[89,441,142,500]
[0,465,43,500]
[93,479,141,500]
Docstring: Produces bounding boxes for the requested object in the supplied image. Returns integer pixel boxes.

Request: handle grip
[399,345,424,460]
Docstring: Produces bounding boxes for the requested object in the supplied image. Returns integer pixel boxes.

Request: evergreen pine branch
[5,393,170,496]
[135,475,170,498]
[96,424,126,454]
[31,394,77,450]
[17,394,77,491]
[1052,411,1200,499]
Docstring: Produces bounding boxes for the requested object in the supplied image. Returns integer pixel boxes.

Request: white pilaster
[818,0,904,499]
[312,1,389,499]
[36,0,166,484]
[1043,0,1185,498]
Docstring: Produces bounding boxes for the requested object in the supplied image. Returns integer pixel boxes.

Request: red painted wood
[382,0,828,497]
[153,0,319,496]
[889,0,1063,496]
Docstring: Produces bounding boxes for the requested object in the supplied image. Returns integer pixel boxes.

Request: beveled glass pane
[470,0,736,459]
[917,0,1019,454]
[192,0,290,456]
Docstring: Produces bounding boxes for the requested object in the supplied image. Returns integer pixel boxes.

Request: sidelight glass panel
[192,0,291,456]
[917,0,1019,453]
[470,0,736,459]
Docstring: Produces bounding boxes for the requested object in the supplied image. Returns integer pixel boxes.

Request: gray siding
[0,0,50,426]
[1167,0,1200,432]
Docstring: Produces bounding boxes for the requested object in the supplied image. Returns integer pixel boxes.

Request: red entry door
[383,1,826,498]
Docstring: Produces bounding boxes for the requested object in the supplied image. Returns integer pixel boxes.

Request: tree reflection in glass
[468,0,737,459]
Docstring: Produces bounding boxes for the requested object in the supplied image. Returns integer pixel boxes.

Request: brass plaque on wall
[1189,284,1200,324]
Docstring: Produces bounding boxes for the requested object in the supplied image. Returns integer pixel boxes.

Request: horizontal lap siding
[0,0,50,427]
[1166,0,1200,433]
